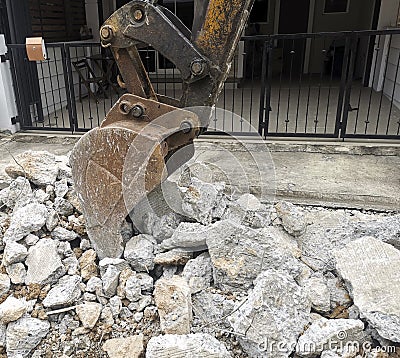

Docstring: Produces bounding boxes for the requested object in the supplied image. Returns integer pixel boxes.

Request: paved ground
[0,132,399,211]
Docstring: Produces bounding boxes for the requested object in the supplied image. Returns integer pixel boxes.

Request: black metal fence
[259,29,400,139]
[6,29,400,140]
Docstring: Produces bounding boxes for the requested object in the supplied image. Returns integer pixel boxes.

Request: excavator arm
[70,0,254,258]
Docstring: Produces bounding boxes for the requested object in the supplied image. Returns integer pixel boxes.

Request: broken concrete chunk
[116,268,134,299]
[25,238,66,285]
[6,263,27,284]
[303,274,331,313]
[57,155,72,183]
[361,311,400,345]
[85,277,103,294]
[103,334,144,358]
[236,193,263,211]
[275,201,307,236]
[146,333,232,358]
[101,265,120,298]
[296,317,364,357]
[2,241,28,266]
[5,150,59,186]
[124,234,157,272]
[206,220,303,292]
[179,178,227,225]
[154,275,192,334]
[0,274,10,298]
[353,215,400,250]
[325,273,352,310]
[0,296,27,324]
[65,189,82,214]
[124,273,153,302]
[141,212,182,243]
[182,252,213,294]
[6,317,50,358]
[334,236,400,342]
[223,194,272,228]
[78,249,98,282]
[24,234,39,246]
[54,178,69,198]
[51,227,78,241]
[3,203,48,242]
[0,177,34,210]
[45,209,59,232]
[161,222,209,252]
[124,275,142,303]
[297,211,354,272]
[42,275,82,308]
[109,296,122,317]
[177,161,215,186]
[63,256,79,275]
[154,249,193,266]
[34,189,50,204]
[54,197,74,217]
[0,323,5,349]
[99,258,129,276]
[192,290,235,330]
[76,302,102,329]
[228,269,311,358]
[58,241,73,257]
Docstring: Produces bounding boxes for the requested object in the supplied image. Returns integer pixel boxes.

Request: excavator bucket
[70,0,254,258]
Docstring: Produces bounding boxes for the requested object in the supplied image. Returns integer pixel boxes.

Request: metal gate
[258,29,400,139]
[6,29,400,140]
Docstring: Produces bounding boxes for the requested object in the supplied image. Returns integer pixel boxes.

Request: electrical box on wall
[26,37,47,61]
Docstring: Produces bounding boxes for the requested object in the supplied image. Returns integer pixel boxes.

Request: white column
[0,35,19,133]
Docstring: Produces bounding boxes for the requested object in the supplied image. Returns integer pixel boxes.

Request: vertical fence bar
[53,46,66,129]
[64,44,77,131]
[285,39,295,133]
[340,34,358,138]
[334,35,351,137]
[295,38,306,133]
[258,41,268,136]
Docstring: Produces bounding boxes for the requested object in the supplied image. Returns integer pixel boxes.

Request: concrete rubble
[228,269,311,357]
[0,150,397,357]
[146,333,232,358]
[296,317,365,357]
[334,236,400,343]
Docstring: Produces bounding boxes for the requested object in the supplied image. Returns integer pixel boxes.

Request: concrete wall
[369,0,400,93]
[376,0,400,28]
[0,36,19,132]
[382,34,400,108]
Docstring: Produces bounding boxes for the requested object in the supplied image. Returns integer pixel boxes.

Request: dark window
[249,0,269,23]
[324,0,349,13]
[29,0,87,42]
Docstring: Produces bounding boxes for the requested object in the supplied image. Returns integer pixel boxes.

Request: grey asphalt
[0,132,399,212]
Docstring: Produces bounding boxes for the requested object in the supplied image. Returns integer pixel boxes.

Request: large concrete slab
[0,133,399,211]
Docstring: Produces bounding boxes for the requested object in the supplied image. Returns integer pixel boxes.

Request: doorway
[278,0,310,75]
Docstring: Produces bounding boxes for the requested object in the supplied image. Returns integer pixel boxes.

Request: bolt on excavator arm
[70,0,254,258]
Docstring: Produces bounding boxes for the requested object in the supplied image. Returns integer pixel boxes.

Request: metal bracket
[101,0,215,82]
